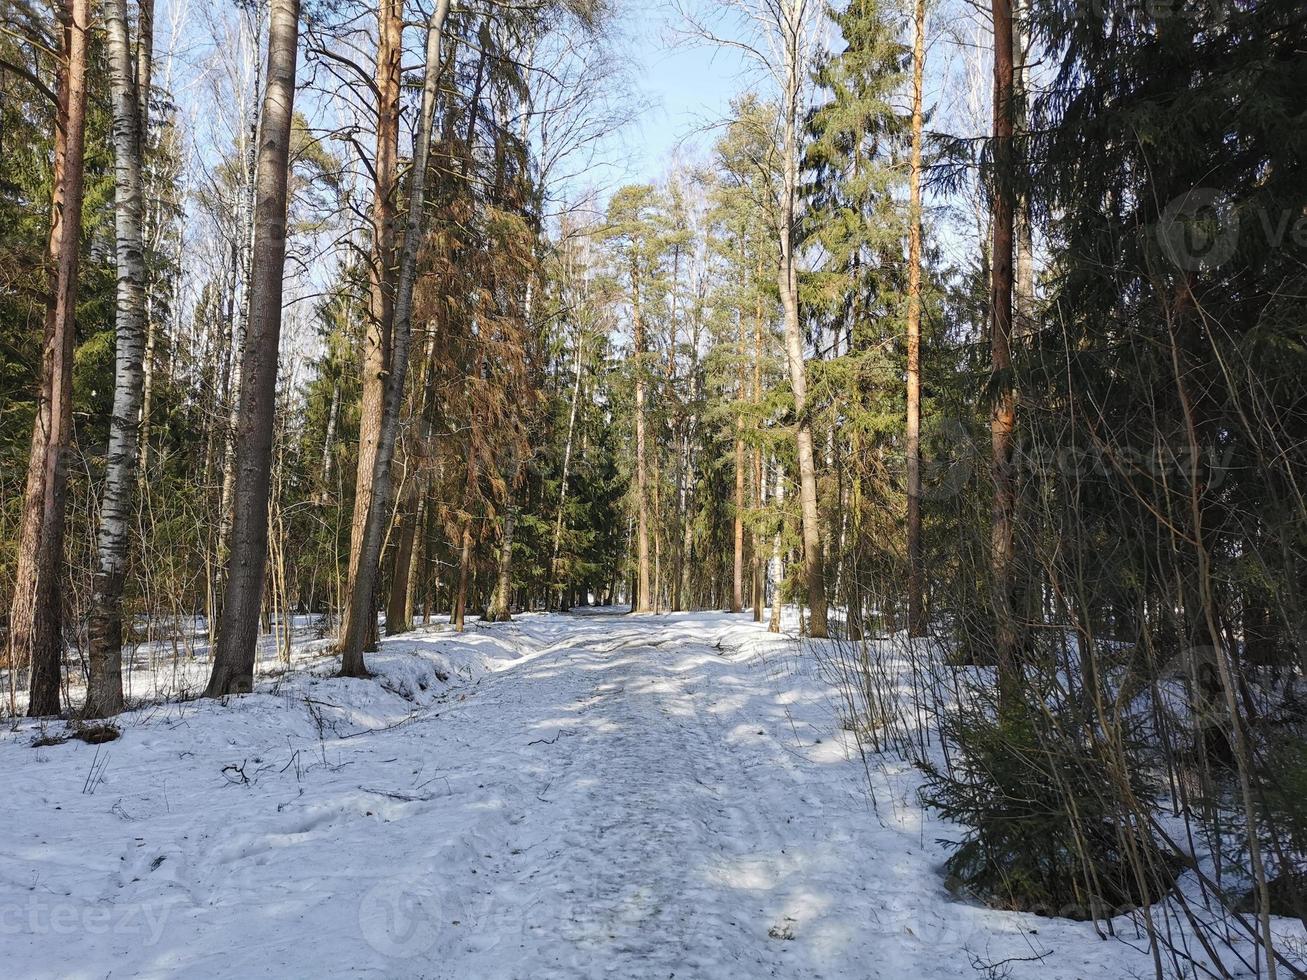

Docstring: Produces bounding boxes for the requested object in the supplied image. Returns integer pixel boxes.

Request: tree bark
[487,504,516,622]
[384,476,420,634]
[905,0,926,639]
[769,459,785,634]
[751,276,764,620]
[453,519,472,632]
[9,0,90,717]
[204,0,300,697]
[632,259,652,613]
[339,0,452,673]
[217,11,264,566]
[550,325,584,608]
[732,309,746,614]
[990,0,1018,680]
[85,0,155,719]
[487,449,520,622]
[777,2,827,637]
[1012,0,1034,339]
[135,0,157,474]
[340,0,402,655]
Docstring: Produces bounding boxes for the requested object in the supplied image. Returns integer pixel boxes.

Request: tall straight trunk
[319,376,340,492]
[453,520,472,632]
[487,449,520,622]
[990,0,1018,678]
[550,329,583,607]
[752,446,764,619]
[134,0,157,474]
[777,8,826,637]
[85,0,154,719]
[384,476,420,633]
[203,0,300,697]
[905,0,926,640]
[751,277,764,620]
[217,12,264,561]
[340,0,401,650]
[9,0,90,717]
[732,323,746,614]
[769,459,785,634]
[677,295,703,611]
[340,0,452,673]
[779,239,825,638]
[406,494,425,627]
[384,322,436,634]
[652,455,663,612]
[632,262,652,613]
[487,503,516,621]
[1012,0,1034,338]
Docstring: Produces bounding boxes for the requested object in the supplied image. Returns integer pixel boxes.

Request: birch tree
[85,0,155,718]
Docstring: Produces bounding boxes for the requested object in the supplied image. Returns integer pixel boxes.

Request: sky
[614,3,756,183]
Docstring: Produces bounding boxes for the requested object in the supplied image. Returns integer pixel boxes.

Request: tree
[680,0,829,635]
[205,0,301,697]
[7,0,91,717]
[989,0,1018,676]
[604,184,668,613]
[905,0,925,637]
[338,0,452,674]
[338,0,402,656]
[85,0,155,718]
[773,0,827,637]
[805,0,908,636]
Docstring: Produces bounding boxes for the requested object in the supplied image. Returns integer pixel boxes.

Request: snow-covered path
[2,611,1173,978]
[433,613,875,979]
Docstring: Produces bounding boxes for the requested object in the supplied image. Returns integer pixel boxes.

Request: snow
[2,610,1303,978]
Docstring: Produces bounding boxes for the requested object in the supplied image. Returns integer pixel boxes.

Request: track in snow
[3,611,1119,979]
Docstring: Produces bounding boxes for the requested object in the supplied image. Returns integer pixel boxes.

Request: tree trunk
[453,520,472,632]
[319,375,340,493]
[990,0,1018,680]
[751,277,764,620]
[769,459,785,634]
[752,447,764,621]
[384,478,419,634]
[85,0,154,719]
[487,505,516,622]
[550,327,583,607]
[632,261,652,612]
[487,448,520,622]
[9,0,90,717]
[778,15,827,638]
[135,0,157,475]
[1013,0,1034,339]
[203,0,300,697]
[217,11,264,567]
[385,311,437,632]
[339,0,451,673]
[340,0,401,654]
[732,310,746,613]
[905,0,926,640]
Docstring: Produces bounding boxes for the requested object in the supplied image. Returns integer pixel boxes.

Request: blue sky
[618,4,755,182]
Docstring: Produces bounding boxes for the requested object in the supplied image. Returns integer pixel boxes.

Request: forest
[1,0,1305,976]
